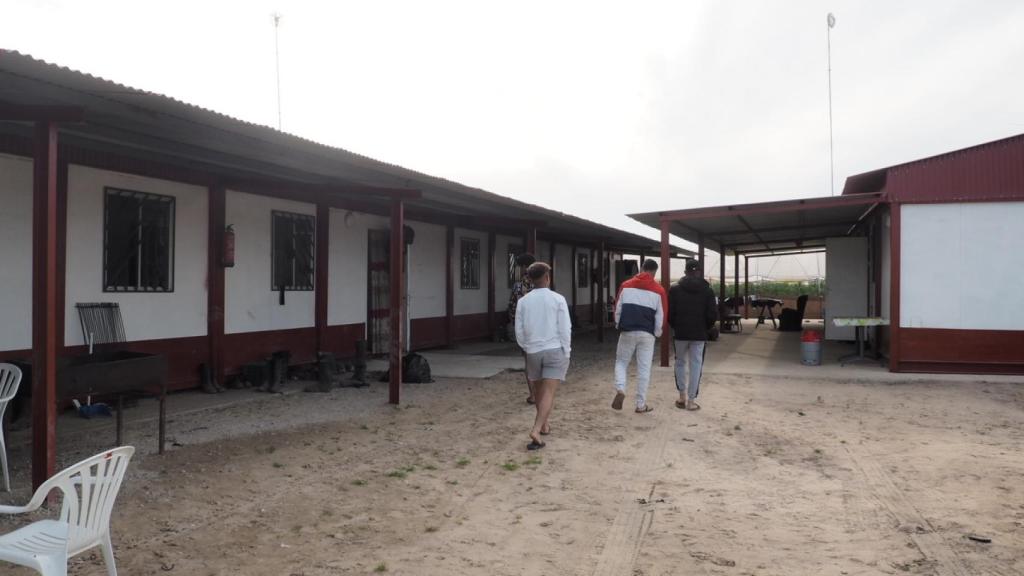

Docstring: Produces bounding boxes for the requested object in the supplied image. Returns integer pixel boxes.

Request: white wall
[225,190,315,334]
[407,221,446,319]
[328,209,386,327]
[554,243,573,298]
[453,228,489,315]
[901,202,1024,330]
[880,209,891,321]
[575,248,594,311]
[64,165,208,345]
[0,154,33,351]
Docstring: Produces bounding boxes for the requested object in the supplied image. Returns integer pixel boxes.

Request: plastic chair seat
[0,519,69,574]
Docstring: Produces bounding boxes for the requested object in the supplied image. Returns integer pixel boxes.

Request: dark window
[577,253,589,288]
[507,244,523,289]
[103,188,175,292]
[460,237,480,289]
[272,211,315,291]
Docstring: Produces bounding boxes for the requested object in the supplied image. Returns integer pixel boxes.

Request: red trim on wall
[452,313,491,341]
[0,349,31,363]
[224,327,317,376]
[445,225,454,347]
[321,323,366,359]
[896,328,1024,374]
[388,198,404,404]
[487,231,496,335]
[411,317,448,350]
[315,203,330,353]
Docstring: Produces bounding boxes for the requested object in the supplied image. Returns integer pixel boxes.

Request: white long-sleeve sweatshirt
[514,287,572,357]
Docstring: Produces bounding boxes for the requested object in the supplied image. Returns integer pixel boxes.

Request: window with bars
[507,244,523,289]
[103,188,175,292]
[272,211,315,291]
[460,237,480,289]
[577,253,589,288]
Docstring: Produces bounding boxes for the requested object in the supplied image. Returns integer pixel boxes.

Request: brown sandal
[675,399,687,409]
[635,405,654,414]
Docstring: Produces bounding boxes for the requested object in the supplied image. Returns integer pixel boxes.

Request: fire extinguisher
[223,224,236,268]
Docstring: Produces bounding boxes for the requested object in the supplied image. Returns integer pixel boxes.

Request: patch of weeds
[360,424,369,430]
[425,526,439,533]
[734,424,742,431]
[502,461,520,472]
[422,463,438,471]
[351,479,367,486]
[446,480,459,485]
[385,469,408,479]
[456,457,470,467]
[813,448,824,455]
[374,562,388,572]
[263,445,277,454]
[523,455,542,466]
[272,462,285,469]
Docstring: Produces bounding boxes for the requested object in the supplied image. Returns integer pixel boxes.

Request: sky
[4,0,1023,279]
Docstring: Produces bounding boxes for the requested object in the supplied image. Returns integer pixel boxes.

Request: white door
[825,237,868,340]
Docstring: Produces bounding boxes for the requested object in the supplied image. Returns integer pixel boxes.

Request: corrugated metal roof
[842,133,1024,203]
[0,49,690,256]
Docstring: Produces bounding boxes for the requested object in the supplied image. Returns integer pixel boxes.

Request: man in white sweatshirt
[514,262,571,450]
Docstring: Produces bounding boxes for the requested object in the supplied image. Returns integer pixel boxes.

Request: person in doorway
[515,262,572,450]
[508,252,537,403]
[668,258,717,411]
[611,258,666,413]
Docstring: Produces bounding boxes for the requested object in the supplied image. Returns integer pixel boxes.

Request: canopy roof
[629,193,885,256]
[0,49,690,256]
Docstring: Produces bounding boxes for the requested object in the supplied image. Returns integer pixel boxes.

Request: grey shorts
[526,348,570,381]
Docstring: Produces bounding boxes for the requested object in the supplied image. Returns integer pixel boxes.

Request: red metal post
[388,198,404,404]
[207,185,227,386]
[719,248,727,303]
[549,241,556,291]
[659,220,671,367]
[597,241,605,343]
[733,253,739,298]
[445,225,454,347]
[315,203,330,352]
[487,231,496,335]
[526,227,537,256]
[889,204,901,372]
[570,245,578,312]
[31,121,58,489]
[744,256,750,319]
[697,233,706,272]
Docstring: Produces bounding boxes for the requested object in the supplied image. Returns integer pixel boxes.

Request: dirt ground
[3,339,1023,576]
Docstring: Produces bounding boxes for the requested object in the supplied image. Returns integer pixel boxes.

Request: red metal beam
[487,231,496,335]
[733,253,739,299]
[549,241,556,291]
[659,221,671,367]
[445,225,454,347]
[889,203,901,372]
[657,194,884,222]
[315,203,330,352]
[743,256,750,319]
[597,241,605,343]
[526,227,537,256]
[388,198,404,404]
[719,248,727,303]
[207,184,227,387]
[31,121,59,489]
[570,245,578,312]
[0,104,84,122]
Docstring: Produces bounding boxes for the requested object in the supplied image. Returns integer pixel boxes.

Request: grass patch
[422,463,438,471]
[374,562,388,572]
[501,461,520,472]
[272,462,284,469]
[446,480,459,485]
[523,455,542,466]
[425,526,439,533]
[385,465,416,479]
[351,479,367,486]
[360,424,369,430]
[456,457,470,467]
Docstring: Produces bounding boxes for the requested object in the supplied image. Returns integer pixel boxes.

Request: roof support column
[744,256,750,319]
[445,225,454,347]
[549,241,556,291]
[719,248,727,303]
[889,203,901,372]
[31,121,60,490]
[597,241,605,343]
[697,233,706,272]
[207,184,226,390]
[589,248,595,324]
[388,197,405,404]
[487,231,496,337]
[315,203,330,354]
[733,253,739,299]
[570,245,578,315]
[526,226,537,256]
[659,220,671,367]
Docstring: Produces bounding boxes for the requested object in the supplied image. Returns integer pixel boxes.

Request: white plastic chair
[0,363,21,492]
[0,446,135,576]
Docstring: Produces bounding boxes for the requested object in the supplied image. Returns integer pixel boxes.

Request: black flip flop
[527,440,546,451]
[540,428,551,436]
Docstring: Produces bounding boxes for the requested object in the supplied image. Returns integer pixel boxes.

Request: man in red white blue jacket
[611,259,667,413]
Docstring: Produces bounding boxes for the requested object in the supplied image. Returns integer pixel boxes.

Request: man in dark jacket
[667,259,717,411]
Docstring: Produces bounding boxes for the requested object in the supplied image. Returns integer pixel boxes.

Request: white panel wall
[327,209,388,327]
[64,165,208,345]
[880,210,891,321]
[453,228,489,315]
[225,190,315,334]
[554,244,573,297]
[407,221,446,319]
[0,154,33,351]
[901,202,1024,330]
[576,248,594,312]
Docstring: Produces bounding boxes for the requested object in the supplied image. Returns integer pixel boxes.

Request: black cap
[684,259,700,272]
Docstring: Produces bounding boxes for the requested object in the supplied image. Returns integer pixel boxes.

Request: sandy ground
[2,339,1023,575]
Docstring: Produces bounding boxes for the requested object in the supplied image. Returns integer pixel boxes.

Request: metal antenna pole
[273,13,282,130]
[827,13,836,196]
